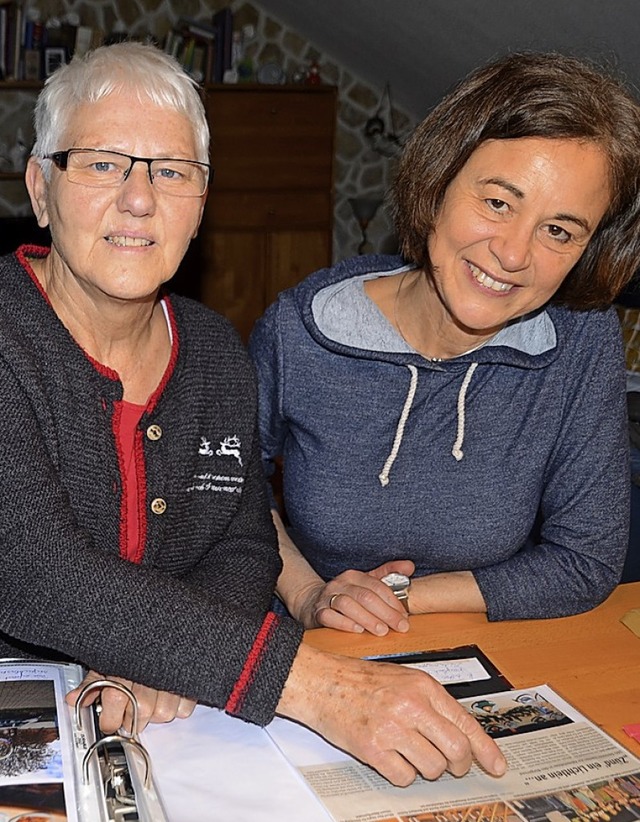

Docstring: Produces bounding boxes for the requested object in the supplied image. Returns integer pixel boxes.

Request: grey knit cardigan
[0,247,303,726]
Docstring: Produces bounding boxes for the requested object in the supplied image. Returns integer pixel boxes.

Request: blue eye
[157,167,181,180]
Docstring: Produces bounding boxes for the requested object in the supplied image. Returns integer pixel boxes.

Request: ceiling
[260,0,640,119]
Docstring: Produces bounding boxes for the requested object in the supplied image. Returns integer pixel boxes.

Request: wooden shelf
[203,82,335,93]
[0,80,42,90]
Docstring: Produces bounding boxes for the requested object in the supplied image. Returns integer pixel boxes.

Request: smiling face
[424,137,612,354]
[27,89,207,305]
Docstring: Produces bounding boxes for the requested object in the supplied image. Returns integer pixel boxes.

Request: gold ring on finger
[329,593,341,609]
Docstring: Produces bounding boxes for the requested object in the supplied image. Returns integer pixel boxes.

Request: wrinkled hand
[66,670,197,734]
[297,560,415,635]
[280,646,507,787]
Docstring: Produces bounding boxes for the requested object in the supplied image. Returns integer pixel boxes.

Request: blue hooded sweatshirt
[249,254,629,621]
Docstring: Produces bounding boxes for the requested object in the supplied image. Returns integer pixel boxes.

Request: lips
[106,235,153,247]
[468,261,513,292]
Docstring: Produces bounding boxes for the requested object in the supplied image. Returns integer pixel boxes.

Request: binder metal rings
[74,678,151,788]
[82,734,151,789]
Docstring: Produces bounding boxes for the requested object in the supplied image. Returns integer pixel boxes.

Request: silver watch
[381,572,411,612]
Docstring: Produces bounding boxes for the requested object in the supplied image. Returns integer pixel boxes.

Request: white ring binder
[0,660,169,822]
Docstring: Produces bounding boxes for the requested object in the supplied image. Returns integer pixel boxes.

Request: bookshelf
[0,3,235,85]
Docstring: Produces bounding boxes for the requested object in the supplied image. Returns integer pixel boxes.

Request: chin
[454,309,510,331]
[106,283,163,302]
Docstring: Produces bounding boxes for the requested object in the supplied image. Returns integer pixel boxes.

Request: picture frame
[44,47,66,77]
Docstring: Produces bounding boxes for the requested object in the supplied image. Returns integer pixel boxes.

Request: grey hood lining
[311,269,557,358]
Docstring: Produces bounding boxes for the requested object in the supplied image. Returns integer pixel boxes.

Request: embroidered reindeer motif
[216,435,243,467]
[198,437,214,456]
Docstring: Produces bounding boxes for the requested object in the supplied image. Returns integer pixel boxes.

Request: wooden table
[304,581,640,750]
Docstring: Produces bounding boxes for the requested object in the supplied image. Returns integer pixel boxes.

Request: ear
[192,190,208,239]
[25,157,51,228]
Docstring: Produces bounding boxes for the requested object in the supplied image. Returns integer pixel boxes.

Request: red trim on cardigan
[132,421,148,565]
[17,245,54,305]
[115,401,147,564]
[225,611,280,716]
[111,401,129,561]
[15,246,180,386]
[16,246,122,379]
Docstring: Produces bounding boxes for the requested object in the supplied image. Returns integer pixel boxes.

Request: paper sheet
[142,705,332,822]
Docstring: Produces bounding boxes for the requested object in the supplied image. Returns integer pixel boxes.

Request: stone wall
[0,0,416,261]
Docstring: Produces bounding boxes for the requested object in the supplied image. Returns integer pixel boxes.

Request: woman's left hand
[66,670,197,734]
[310,560,416,635]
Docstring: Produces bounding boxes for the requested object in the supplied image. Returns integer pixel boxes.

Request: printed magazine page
[0,659,104,822]
[267,685,640,822]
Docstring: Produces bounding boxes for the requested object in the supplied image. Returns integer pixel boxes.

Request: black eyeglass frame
[45,148,213,195]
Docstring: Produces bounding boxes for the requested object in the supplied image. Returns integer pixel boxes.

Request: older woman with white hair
[0,41,504,789]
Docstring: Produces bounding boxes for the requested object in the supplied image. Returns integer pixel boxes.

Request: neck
[30,254,171,403]
[395,270,502,360]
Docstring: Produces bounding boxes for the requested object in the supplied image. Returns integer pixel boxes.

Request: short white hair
[32,41,210,173]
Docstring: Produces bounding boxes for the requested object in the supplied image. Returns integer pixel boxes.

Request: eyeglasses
[46,148,212,197]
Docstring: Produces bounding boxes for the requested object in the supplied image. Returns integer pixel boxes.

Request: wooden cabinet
[198,85,337,340]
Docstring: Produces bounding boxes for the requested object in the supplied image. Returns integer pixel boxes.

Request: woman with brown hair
[250,52,640,634]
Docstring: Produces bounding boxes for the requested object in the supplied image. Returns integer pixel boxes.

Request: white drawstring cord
[378,365,418,487]
[451,363,478,461]
[379,361,478,485]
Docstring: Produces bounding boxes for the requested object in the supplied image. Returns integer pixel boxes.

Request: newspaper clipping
[267,685,640,822]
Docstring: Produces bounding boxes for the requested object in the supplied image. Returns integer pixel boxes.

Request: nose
[123,157,155,186]
[117,161,156,216]
[488,219,533,273]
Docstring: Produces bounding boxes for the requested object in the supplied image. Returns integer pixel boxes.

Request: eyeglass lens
[64,149,208,196]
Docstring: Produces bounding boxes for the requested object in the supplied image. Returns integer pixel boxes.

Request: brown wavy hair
[391,52,640,309]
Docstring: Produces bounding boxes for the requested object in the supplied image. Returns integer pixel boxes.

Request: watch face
[381,572,410,588]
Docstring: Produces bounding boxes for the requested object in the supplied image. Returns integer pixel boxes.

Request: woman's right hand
[277,644,507,787]
[294,560,415,635]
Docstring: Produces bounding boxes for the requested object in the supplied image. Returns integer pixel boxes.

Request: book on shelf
[22,11,44,52]
[22,46,39,80]
[164,24,215,84]
[0,2,7,79]
[176,15,216,43]
[212,7,233,83]
[0,1,22,81]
